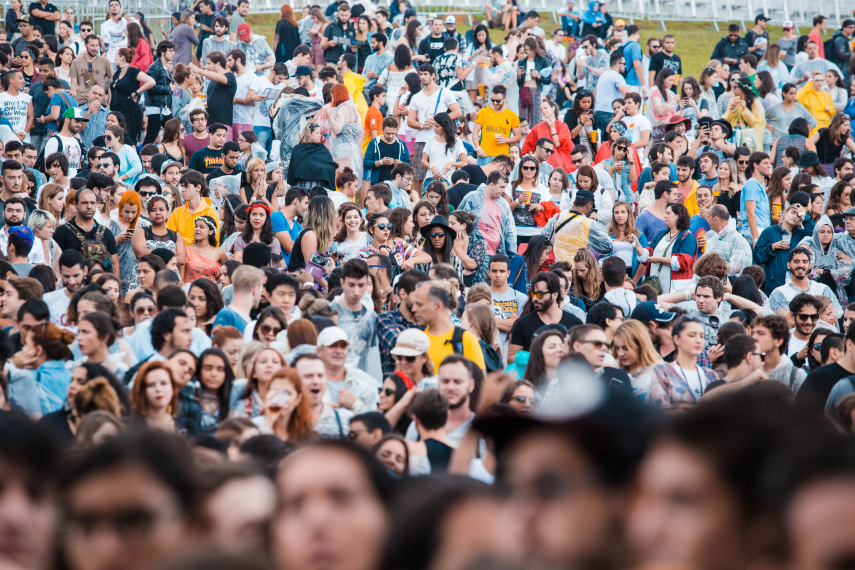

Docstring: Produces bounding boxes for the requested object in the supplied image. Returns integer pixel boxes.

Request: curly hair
[752,314,791,355]
[692,252,728,281]
[333,202,365,244]
[573,249,601,300]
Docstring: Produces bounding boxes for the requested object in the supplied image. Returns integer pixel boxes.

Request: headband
[246,201,272,216]
[197,215,217,234]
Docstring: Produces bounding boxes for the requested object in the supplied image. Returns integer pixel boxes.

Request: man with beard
[411,280,486,371]
[754,201,815,294]
[377,270,430,377]
[768,247,841,318]
[228,50,255,144]
[52,188,120,278]
[43,248,87,327]
[405,354,478,445]
[42,108,87,179]
[508,271,582,363]
[0,162,32,228]
[0,197,42,263]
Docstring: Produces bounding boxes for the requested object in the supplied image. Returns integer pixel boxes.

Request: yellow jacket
[797,83,835,134]
[343,71,369,122]
[166,197,220,246]
[722,97,767,152]
[678,180,701,217]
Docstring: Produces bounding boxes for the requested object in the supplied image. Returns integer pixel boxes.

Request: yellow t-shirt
[476,107,520,157]
[426,327,487,371]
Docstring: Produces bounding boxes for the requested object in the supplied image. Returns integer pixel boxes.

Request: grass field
[244,13,836,81]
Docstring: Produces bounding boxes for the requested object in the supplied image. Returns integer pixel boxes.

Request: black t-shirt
[448,183,478,209]
[189,147,224,174]
[323,20,356,64]
[375,139,403,182]
[29,1,58,36]
[649,52,682,78]
[206,72,237,127]
[795,362,852,414]
[53,219,119,256]
[207,166,239,185]
[510,310,583,352]
[419,34,447,63]
[601,367,633,394]
[461,165,487,187]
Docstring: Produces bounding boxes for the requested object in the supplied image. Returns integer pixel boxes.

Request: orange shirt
[363,106,383,153]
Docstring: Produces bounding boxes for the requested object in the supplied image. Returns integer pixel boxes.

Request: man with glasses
[68,34,112,102]
[508,272,582,363]
[642,37,661,82]
[545,29,567,64]
[768,247,842,321]
[564,323,632,389]
[472,85,521,166]
[711,23,748,68]
[385,163,417,208]
[593,52,630,133]
[707,334,768,393]
[787,294,825,361]
[182,108,211,157]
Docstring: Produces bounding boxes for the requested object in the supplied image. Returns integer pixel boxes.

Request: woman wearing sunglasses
[377,374,412,435]
[598,135,638,204]
[510,156,549,244]
[127,292,156,336]
[649,316,718,409]
[500,380,537,416]
[420,215,456,268]
[358,213,431,271]
[252,307,289,345]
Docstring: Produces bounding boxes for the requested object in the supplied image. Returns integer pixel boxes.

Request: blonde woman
[757,44,792,88]
[27,209,60,273]
[286,196,336,289]
[605,201,649,283]
[38,183,65,221]
[240,158,270,205]
[572,249,604,310]
[612,319,664,402]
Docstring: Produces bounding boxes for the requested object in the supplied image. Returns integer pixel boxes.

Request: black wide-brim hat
[420,215,457,241]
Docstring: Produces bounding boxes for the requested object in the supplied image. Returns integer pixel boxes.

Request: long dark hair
[755,70,776,99]
[522,330,565,388]
[220,195,244,239]
[189,278,224,326]
[471,24,492,50]
[127,22,145,51]
[735,81,757,111]
[767,167,791,216]
[403,72,421,106]
[109,110,129,137]
[731,275,764,306]
[512,155,540,191]
[571,90,593,119]
[196,348,234,422]
[433,112,458,156]
[654,68,676,98]
[393,43,412,70]
[390,207,412,241]
[522,235,551,280]
[422,222,453,264]
[241,202,275,245]
[404,19,420,49]
[423,181,450,218]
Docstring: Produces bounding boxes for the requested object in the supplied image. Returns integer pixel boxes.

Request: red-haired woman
[257,367,315,444]
[274,5,300,64]
[131,361,181,433]
[109,189,149,295]
[325,83,365,181]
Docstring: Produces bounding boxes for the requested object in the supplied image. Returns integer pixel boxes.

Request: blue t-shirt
[637,163,678,188]
[698,176,718,187]
[270,211,302,266]
[593,70,628,113]
[212,307,249,332]
[739,178,771,238]
[621,41,643,87]
[636,210,668,244]
[47,92,79,132]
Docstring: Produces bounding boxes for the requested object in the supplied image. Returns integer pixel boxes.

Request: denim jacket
[458,185,518,257]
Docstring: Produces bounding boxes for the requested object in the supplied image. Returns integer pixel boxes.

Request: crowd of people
[4,1,855,569]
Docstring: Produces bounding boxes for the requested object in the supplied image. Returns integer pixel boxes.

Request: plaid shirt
[703,225,753,275]
[377,308,420,378]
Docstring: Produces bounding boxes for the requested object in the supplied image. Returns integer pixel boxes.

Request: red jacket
[130,39,153,73]
[522,120,575,172]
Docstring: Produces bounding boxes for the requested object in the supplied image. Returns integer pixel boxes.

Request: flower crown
[246,201,272,216]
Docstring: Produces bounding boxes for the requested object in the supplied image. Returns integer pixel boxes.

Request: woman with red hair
[110,188,150,295]
[274,4,300,63]
[325,83,365,180]
[257,367,316,444]
[131,361,184,433]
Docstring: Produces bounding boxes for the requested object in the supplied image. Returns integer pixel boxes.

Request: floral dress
[453,231,489,287]
[109,219,151,294]
[126,225,178,291]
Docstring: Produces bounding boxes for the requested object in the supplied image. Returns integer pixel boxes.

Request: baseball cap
[445,15,456,24]
[755,13,769,22]
[615,19,626,26]
[237,22,251,41]
[630,301,677,325]
[390,329,431,357]
[62,108,89,121]
[782,20,794,29]
[295,65,313,77]
[575,189,595,202]
[16,15,31,24]
[317,326,350,347]
[160,159,182,175]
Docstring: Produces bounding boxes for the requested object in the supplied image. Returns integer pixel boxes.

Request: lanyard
[675,363,703,398]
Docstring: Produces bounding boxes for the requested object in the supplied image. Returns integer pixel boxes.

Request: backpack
[439,325,466,356]
[34,133,87,173]
[824,36,838,65]
[618,42,633,78]
[68,223,112,270]
[479,339,504,373]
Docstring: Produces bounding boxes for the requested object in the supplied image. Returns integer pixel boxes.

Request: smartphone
[309,253,327,266]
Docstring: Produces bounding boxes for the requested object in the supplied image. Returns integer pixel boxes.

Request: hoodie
[799,214,852,305]
[343,71,369,122]
[581,1,606,26]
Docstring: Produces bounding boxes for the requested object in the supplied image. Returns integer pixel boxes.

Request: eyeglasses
[192,117,206,122]
[429,231,445,239]
[813,343,823,351]
[396,355,418,362]
[375,223,392,230]
[135,306,155,315]
[521,165,536,171]
[260,324,283,336]
[577,339,608,349]
[529,290,550,299]
[796,313,818,322]
[87,61,93,72]
[379,387,396,396]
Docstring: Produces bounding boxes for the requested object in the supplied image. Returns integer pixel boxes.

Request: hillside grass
[245,14,835,80]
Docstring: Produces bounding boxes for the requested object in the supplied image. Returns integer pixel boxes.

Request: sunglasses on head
[430,231,445,239]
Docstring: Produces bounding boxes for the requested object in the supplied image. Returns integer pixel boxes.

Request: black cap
[575,189,595,202]
[755,13,769,22]
[798,151,820,167]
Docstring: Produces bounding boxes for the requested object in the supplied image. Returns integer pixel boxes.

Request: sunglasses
[98,162,110,168]
[429,232,445,239]
[260,324,283,336]
[396,355,418,362]
[375,223,392,230]
[614,146,627,152]
[578,339,608,349]
[813,342,824,351]
[572,158,585,165]
[511,395,535,404]
[490,98,504,104]
[541,147,554,155]
[529,290,550,299]
[104,136,113,142]
[135,306,155,315]
[139,191,156,197]
[796,313,818,322]
[379,387,396,396]
[737,160,749,165]
[751,351,766,361]
[521,165,536,171]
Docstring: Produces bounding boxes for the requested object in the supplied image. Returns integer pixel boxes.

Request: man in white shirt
[228,49,256,143]
[593,51,629,133]
[101,0,129,62]
[768,247,842,319]
[0,198,43,264]
[245,62,289,156]
[620,92,650,151]
[523,10,546,36]
[42,107,87,178]
[44,249,87,329]
[406,64,462,193]
[545,29,568,64]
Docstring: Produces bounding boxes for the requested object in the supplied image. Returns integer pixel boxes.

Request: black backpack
[824,35,840,66]
[618,42,633,78]
[34,134,87,173]
[437,326,466,355]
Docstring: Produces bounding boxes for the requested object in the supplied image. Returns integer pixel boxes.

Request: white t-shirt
[423,136,466,181]
[407,87,458,143]
[44,288,72,329]
[232,70,257,124]
[545,40,567,62]
[621,113,651,146]
[101,18,129,61]
[0,92,32,139]
[327,190,352,210]
[250,74,274,128]
[43,134,83,178]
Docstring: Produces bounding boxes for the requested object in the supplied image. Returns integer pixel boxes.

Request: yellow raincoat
[343,71,369,123]
[797,82,836,135]
[722,97,766,152]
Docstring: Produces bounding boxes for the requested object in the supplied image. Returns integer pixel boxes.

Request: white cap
[445,15,456,24]
[390,329,431,356]
[317,326,350,347]
[783,20,794,29]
